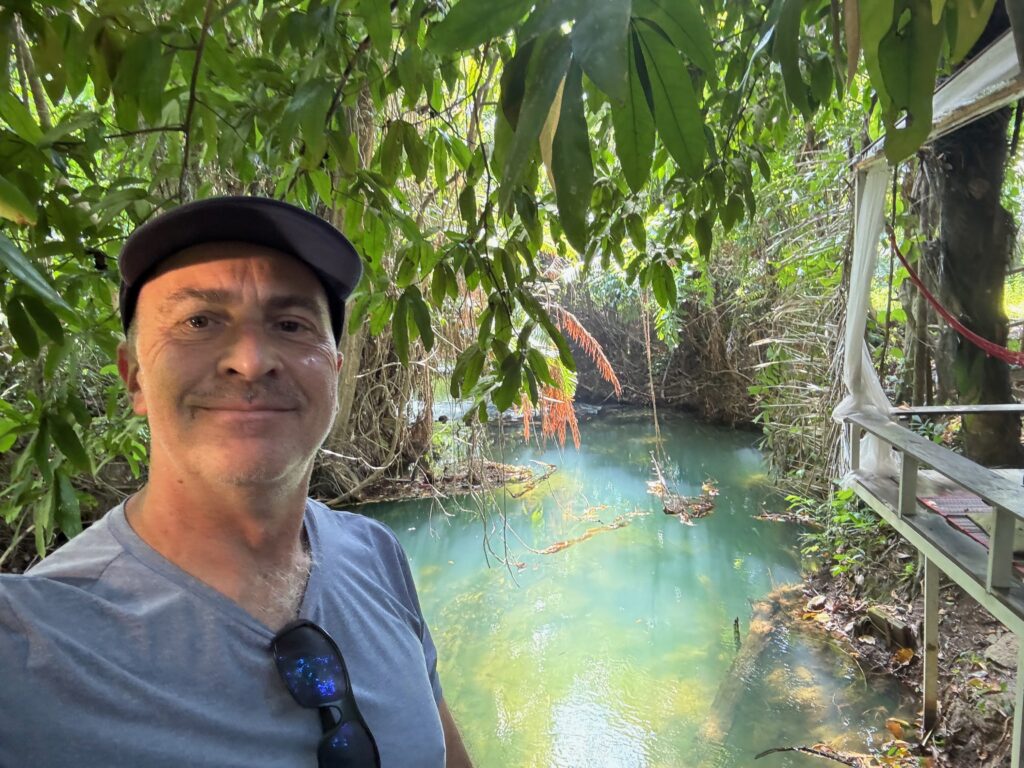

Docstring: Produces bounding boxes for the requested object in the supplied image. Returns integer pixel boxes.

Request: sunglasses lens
[318,720,379,767]
[273,625,348,708]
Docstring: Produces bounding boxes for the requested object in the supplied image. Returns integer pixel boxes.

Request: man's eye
[186,316,210,329]
[278,320,306,333]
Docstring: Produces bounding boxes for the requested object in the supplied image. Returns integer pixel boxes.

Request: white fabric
[832,165,898,476]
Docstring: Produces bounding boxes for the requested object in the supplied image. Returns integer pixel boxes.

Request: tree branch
[178,0,217,201]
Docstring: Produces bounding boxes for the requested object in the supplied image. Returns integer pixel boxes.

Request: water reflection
[361,411,909,766]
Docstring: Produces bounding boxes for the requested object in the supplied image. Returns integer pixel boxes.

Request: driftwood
[537,516,630,555]
[696,584,803,764]
[648,452,718,523]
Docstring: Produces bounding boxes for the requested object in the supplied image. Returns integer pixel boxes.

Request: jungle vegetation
[0,0,1019,563]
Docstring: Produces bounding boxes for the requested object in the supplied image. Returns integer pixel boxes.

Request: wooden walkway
[845,412,1024,768]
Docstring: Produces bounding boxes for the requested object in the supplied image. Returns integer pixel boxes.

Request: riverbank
[801,554,1018,766]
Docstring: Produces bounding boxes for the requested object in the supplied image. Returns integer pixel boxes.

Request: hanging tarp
[833,30,1024,477]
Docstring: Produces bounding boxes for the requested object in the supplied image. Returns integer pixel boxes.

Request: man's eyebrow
[160,288,324,316]
[160,288,235,310]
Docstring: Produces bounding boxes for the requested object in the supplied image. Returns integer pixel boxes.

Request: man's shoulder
[9,507,125,583]
[306,498,398,543]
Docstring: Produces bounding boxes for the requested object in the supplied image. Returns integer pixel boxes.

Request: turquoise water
[361,411,909,767]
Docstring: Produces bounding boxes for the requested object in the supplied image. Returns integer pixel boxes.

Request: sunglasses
[271,619,381,768]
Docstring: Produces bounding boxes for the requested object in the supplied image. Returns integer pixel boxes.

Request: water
[361,410,910,767]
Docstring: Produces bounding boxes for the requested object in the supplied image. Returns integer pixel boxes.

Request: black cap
[117,196,362,342]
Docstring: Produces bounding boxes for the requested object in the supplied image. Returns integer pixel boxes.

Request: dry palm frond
[555,306,623,397]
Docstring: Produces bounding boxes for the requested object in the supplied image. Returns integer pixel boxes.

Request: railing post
[1015,637,1024,768]
[898,453,918,518]
[987,506,1015,591]
[849,422,862,472]
[923,556,939,734]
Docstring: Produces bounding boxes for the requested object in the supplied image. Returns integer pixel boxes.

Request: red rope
[885,225,1024,367]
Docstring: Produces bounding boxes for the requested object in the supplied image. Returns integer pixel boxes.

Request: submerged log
[696,584,803,764]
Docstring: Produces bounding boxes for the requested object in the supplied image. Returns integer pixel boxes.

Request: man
[0,197,473,767]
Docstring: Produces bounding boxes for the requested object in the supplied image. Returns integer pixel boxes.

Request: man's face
[118,242,342,489]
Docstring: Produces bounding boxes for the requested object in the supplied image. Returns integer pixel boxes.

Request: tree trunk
[935,107,1024,466]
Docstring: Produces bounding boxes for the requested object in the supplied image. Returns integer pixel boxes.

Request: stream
[361,410,912,767]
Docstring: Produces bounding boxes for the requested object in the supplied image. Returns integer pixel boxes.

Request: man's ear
[336,351,344,372]
[117,342,147,416]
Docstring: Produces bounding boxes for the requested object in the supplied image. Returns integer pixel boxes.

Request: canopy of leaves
[0,0,1003,552]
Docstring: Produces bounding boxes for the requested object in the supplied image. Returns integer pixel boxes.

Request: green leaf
[407,287,435,352]
[402,123,430,182]
[948,0,996,63]
[6,298,40,359]
[463,346,487,393]
[433,132,450,189]
[0,174,37,226]
[694,213,713,257]
[459,185,478,231]
[876,0,945,162]
[380,122,405,185]
[56,470,82,538]
[611,31,656,192]
[393,293,410,365]
[527,347,557,386]
[632,0,716,78]
[499,31,574,210]
[635,22,706,178]
[492,354,523,411]
[309,169,333,202]
[360,0,393,56]
[50,413,91,473]
[34,488,54,558]
[428,0,535,53]
[651,260,677,309]
[20,294,64,345]
[572,0,631,104]
[518,288,576,371]
[774,0,813,119]
[626,212,647,251]
[551,61,594,253]
[0,91,43,143]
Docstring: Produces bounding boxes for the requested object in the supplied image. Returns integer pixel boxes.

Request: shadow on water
[359,410,913,767]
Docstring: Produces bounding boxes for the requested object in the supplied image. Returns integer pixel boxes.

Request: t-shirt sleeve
[389,536,443,704]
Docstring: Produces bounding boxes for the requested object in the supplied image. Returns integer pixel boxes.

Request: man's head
[118,197,362,345]
[115,198,362,489]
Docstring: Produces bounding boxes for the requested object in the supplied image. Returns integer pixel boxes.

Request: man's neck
[125,471,312,628]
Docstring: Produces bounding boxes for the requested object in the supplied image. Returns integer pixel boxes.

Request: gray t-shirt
[0,499,445,767]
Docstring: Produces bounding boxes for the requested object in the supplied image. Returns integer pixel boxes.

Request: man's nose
[217,323,280,380]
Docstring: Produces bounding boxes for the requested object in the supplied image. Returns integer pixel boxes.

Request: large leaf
[632,0,716,78]
[428,0,535,53]
[0,234,71,311]
[774,0,813,119]
[635,22,706,179]
[407,287,435,352]
[499,32,574,210]
[50,414,91,474]
[572,0,632,104]
[876,0,945,162]
[0,175,37,226]
[551,61,594,252]
[5,298,40,359]
[948,0,997,63]
[611,31,656,192]
[0,91,43,144]
[360,0,393,56]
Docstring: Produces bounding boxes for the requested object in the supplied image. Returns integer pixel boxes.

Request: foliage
[0,0,1006,554]
[796,487,889,578]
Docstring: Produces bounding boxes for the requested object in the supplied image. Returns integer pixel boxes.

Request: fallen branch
[538,516,630,555]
